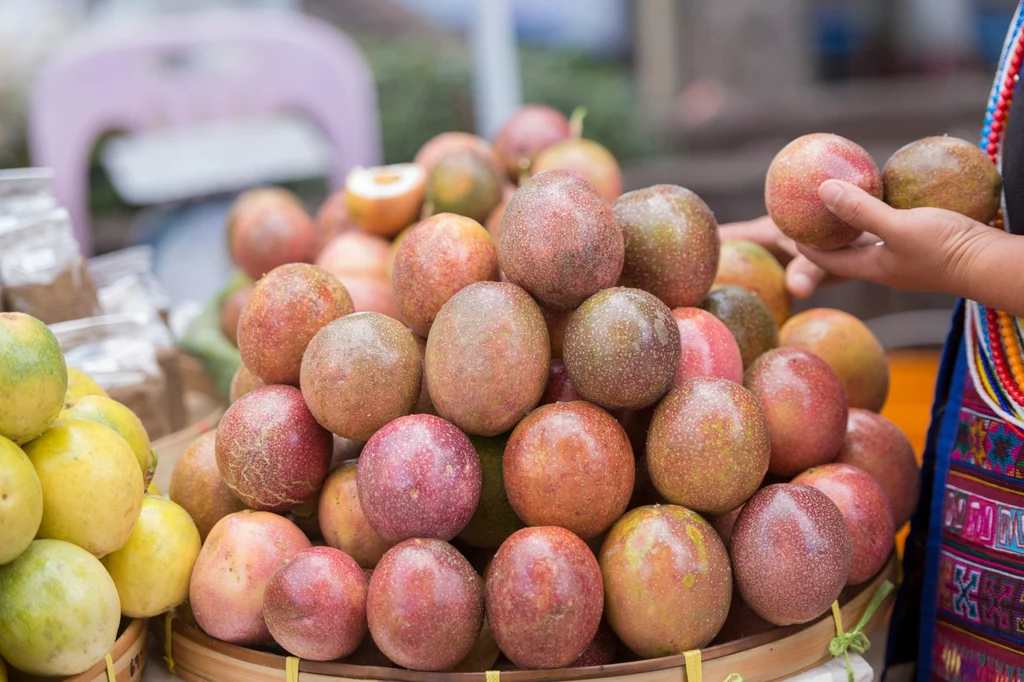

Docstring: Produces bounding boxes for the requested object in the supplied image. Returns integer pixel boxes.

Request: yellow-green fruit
[0,313,67,445]
[24,419,144,557]
[0,539,120,676]
[0,436,42,565]
[65,367,108,403]
[102,495,201,618]
[61,396,154,482]
[147,480,161,495]
[457,435,524,549]
[0,654,6,682]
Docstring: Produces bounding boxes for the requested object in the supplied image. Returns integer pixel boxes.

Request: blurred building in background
[0,0,1017,340]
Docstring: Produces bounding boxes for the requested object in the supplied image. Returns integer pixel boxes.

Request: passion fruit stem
[828,579,894,682]
[569,106,587,139]
[518,158,531,185]
[420,201,435,221]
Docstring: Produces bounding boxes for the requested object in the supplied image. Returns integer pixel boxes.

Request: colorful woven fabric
[888,5,1024,678]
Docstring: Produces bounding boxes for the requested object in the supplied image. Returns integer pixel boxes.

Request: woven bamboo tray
[156,556,895,682]
[151,354,224,494]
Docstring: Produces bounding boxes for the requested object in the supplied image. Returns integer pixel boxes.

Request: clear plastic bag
[0,168,57,227]
[50,311,183,438]
[0,208,101,323]
[88,245,172,320]
[0,168,60,309]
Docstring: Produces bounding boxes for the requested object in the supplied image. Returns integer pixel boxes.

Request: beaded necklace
[965,4,1024,431]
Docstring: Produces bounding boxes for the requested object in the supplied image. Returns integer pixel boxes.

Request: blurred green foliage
[360,37,658,164]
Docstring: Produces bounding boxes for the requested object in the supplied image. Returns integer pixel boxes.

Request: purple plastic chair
[28,11,381,255]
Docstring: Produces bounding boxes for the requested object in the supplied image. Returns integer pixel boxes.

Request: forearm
[958,229,1024,318]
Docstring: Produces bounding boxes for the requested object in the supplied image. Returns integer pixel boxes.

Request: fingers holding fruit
[797,179,997,295]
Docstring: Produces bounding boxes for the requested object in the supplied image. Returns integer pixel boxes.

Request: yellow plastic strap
[104,653,116,682]
[485,671,501,682]
[684,650,702,682]
[286,656,300,682]
[829,580,895,682]
[682,649,743,682]
[163,612,177,675]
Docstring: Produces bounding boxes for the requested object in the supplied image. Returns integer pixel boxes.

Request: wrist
[942,225,986,298]
[954,228,1024,312]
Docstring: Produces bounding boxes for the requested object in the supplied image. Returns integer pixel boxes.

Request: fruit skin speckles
[729,484,852,626]
[498,169,624,311]
[564,287,680,411]
[237,263,353,386]
[780,308,889,412]
[300,312,422,443]
[356,414,482,543]
[882,136,1001,223]
[391,213,500,338]
[792,463,894,585]
[835,408,920,529]
[744,348,848,477]
[765,133,882,250]
[189,511,311,646]
[504,401,634,539]
[486,526,604,669]
[701,285,779,369]
[614,184,720,309]
[599,505,732,658]
[367,539,484,671]
[715,240,792,327]
[647,377,769,515]
[425,282,550,437]
[216,385,333,513]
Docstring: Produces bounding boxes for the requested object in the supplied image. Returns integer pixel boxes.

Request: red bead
[1016,41,1024,56]
[993,120,1003,133]
[995,109,1006,121]
[1014,55,1023,70]
[990,131,1001,143]
[988,143,999,155]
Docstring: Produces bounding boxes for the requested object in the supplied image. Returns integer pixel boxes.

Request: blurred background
[0,0,1015,343]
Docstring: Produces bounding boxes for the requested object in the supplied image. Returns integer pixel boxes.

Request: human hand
[796,180,998,296]
[719,216,843,299]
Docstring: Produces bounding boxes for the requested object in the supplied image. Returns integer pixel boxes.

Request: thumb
[785,254,830,299]
[818,180,902,238]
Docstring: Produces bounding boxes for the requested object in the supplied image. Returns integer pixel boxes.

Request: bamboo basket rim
[64,618,147,682]
[160,555,896,682]
[150,353,225,493]
[151,353,223,450]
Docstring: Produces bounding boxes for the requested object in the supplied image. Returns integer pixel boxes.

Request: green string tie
[829,580,895,682]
